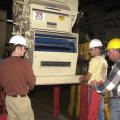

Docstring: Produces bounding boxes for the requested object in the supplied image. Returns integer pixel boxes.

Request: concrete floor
[29,85,72,120]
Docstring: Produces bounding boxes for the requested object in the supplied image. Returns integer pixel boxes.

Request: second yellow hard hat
[107,38,120,50]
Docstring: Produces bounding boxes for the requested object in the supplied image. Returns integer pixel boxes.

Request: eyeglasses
[88,47,99,51]
[23,46,29,51]
[15,44,29,51]
[88,48,95,51]
[107,49,120,54]
[20,45,29,51]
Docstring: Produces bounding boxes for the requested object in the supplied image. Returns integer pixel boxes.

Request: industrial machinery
[12,0,80,85]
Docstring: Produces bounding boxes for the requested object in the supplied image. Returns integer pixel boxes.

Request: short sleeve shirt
[88,56,108,84]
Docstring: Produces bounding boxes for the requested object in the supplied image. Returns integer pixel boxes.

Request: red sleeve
[24,61,36,90]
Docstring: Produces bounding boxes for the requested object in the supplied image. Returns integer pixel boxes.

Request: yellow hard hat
[107,38,120,50]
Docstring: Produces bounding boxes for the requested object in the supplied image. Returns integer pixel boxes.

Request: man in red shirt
[0,35,36,120]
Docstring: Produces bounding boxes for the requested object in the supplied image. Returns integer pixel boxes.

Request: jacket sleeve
[94,62,120,93]
[24,61,36,90]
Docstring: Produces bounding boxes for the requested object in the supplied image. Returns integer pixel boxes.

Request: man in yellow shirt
[82,39,108,120]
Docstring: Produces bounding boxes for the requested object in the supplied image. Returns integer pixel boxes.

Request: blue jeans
[98,96,104,120]
[110,98,120,120]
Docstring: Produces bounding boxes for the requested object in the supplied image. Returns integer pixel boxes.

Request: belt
[110,97,120,99]
[11,95,26,97]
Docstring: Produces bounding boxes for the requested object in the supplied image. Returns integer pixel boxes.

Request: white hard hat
[89,39,103,48]
[9,35,27,46]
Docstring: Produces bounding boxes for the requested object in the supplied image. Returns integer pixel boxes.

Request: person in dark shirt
[93,38,120,120]
[0,35,36,120]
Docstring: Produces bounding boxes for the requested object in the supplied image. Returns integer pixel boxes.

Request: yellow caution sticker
[59,16,65,21]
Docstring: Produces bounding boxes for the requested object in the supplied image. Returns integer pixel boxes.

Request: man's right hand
[79,75,88,83]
